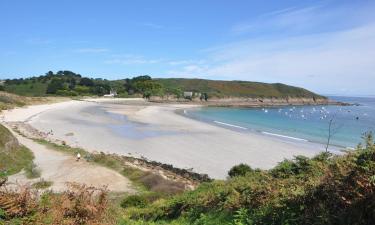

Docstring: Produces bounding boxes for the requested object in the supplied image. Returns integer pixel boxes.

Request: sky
[0,0,374,96]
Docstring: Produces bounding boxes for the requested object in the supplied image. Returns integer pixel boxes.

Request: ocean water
[187,96,375,148]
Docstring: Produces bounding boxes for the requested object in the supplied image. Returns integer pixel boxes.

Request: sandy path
[4,124,134,193]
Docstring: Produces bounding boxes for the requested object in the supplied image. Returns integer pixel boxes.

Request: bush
[24,162,41,179]
[56,89,78,96]
[139,173,186,194]
[121,195,148,208]
[228,164,253,177]
[32,179,53,189]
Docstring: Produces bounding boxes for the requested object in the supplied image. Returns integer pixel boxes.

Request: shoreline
[179,107,347,151]
[148,96,350,107]
[1,98,337,179]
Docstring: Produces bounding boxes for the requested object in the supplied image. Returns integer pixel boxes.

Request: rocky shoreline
[149,96,350,107]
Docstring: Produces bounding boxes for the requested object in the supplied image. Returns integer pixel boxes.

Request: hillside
[0,124,34,178]
[156,78,326,99]
[1,71,326,101]
[0,91,68,111]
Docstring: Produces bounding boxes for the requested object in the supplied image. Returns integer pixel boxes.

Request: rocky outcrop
[149,96,346,107]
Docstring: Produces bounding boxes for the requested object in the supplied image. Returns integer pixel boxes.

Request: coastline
[180,107,345,152]
[149,96,349,108]
[1,98,335,179]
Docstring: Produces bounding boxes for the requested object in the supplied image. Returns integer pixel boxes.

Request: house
[183,91,193,99]
[104,89,117,97]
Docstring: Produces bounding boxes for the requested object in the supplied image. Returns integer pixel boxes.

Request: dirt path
[6,126,135,193]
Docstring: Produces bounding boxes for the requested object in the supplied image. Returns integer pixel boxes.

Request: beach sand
[2,98,328,179]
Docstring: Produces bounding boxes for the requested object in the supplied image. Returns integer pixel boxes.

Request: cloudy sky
[1,0,374,96]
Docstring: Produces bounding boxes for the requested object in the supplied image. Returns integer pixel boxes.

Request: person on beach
[76,153,81,161]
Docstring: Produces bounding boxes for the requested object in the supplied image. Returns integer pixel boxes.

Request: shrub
[24,162,41,179]
[32,179,53,189]
[228,164,253,177]
[121,195,148,208]
[139,173,186,194]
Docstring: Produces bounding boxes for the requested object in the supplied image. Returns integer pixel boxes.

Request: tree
[228,164,253,177]
[133,80,163,98]
[200,93,208,101]
[79,78,94,87]
[132,75,151,83]
[46,78,64,94]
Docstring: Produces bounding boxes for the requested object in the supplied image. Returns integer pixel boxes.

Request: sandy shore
[2,98,328,179]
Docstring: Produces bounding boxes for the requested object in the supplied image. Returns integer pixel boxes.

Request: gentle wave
[261,131,308,142]
[214,121,248,130]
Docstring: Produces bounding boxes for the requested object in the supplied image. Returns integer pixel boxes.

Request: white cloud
[166,3,375,95]
[168,23,375,95]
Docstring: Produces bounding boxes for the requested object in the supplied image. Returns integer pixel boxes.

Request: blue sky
[1,0,374,96]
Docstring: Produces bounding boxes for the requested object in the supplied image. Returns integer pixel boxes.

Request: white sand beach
[2,98,327,179]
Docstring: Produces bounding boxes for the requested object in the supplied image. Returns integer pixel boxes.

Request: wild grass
[0,124,34,178]
[24,162,41,179]
[120,133,375,225]
[0,182,111,224]
[34,139,187,195]
[31,179,53,189]
[1,130,374,224]
[156,78,325,99]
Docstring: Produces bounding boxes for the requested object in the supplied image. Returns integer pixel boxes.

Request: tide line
[214,121,248,130]
[261,131,308,142]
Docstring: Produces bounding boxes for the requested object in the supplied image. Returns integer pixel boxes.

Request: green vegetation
[119,133,375,225]
[32,179,53,189]
[0,91,26,110]
[24,162,41,179]
[3,70,112,97]
[228,163,254,178]
[0,124,34,178]
[2,70,325,99]
[156,78,325,99]
[34,139,187,195]
[1,132,374,224]
[0,91,66,111]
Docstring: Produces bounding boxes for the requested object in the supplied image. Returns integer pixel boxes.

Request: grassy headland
[156,78,325,99]
[1,71,326,102]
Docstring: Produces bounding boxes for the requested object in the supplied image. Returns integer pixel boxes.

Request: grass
[24,162,41,179]
[119,133,375,225]
[34,139,187,195]
[156,78,326,99]
[0,91,69,111]
[4,82,48,97]
[31,179,53,189]
[0,182,110,224]
[1,133,374,224]
[0,124,34,178]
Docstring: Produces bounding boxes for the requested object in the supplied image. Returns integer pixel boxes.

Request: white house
[183,91,193,98]
[104,89,117,97]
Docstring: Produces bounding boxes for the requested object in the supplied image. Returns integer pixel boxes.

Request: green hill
[1,71,325,100]
[156,78,325,99]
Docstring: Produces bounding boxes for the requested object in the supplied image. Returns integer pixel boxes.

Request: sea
[186,96,375,149]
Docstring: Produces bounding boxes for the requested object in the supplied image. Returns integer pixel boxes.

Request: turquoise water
[187,96,375,148]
